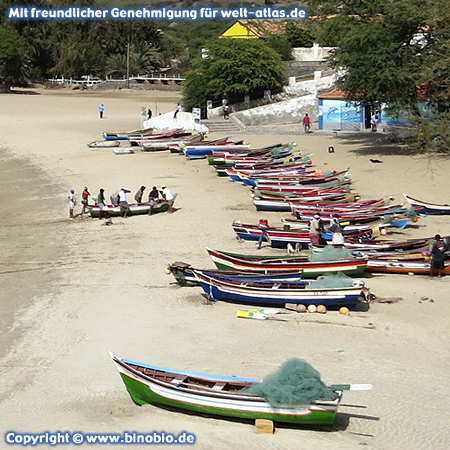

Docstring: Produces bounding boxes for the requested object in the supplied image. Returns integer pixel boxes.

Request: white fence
[48,73,185,86]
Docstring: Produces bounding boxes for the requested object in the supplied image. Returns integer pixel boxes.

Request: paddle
[329,384,372,391]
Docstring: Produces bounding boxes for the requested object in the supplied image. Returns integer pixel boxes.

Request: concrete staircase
[202,118,243,135]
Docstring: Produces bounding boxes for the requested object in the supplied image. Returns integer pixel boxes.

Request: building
[317,89,407,131]
[220,20,291,39]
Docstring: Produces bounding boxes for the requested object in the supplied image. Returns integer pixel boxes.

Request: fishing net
[309,272,354,288]
[245,359,335,406]
[407,207,418,219]
[309,245,352,262]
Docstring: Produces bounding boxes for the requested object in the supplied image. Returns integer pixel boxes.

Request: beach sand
[0,86,449,449]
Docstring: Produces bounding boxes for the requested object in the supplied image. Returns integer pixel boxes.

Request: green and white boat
[110,353,371,428]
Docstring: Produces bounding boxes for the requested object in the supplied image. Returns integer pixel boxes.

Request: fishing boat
[166,261,304,287]
[232,221,374,249]
[87,140,121,148]
[129,129,192,146]
[88,200,170,218]
[404,194,450,215]
[102,127,153,141]
[184,144,250,159]
[193,269,365,309]
[366,254,450,275]
[110,353,371,427]
[205,247,368,278]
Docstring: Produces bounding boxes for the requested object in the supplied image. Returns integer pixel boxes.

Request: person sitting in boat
[134,185,146,204]
[148,186,159,216]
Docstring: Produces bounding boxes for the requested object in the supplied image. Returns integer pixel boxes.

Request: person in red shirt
[302,113,312,133]
[80,186,91,217]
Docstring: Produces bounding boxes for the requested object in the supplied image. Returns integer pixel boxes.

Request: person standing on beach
[118,187,131,218]
[429,234,448,278]
[302,114,311,133]
[134,185,146,204]
[99,104,105,119]
[68,189,76,219]
[161,184,175,213]
[80,186,91,217]
[309,213,324,246]
[97,188,108,219]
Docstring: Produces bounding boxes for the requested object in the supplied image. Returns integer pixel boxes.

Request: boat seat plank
[212,382,227,390]
[171,375,188,385]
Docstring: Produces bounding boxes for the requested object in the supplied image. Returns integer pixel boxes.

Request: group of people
[67,184,175,219]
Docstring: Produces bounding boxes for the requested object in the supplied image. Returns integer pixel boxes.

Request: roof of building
[220,20,296,39]
[316,88,349,99]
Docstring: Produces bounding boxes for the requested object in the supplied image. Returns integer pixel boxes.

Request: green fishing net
[245,359,334,406]
[309,272,354,288]
[309,245,353,262]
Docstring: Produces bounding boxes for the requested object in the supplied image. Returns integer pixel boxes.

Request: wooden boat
[366,254,450,275]
[184,144,250,159]
[87,140,121,148]
[206,247,368,278]
[88,200,170,218]
[129,129,192,146]
[232,221,374,249]
[253,191,353,212]
[167,261,303,287]
[194,270,365,309]
[404,194,450,215]
[110,352,362,427]
[102,127,153,141]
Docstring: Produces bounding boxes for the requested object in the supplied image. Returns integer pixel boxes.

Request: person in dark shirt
[148,186,159,215]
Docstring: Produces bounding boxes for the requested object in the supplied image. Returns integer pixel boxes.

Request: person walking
[99,104,105,119]
[302,114,311,133]
[173,103,181,119]
[68,189,76,219]
[223,105,230,120]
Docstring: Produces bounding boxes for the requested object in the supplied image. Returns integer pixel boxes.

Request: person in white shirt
[68,189,76,219]
[118,187,131,218]
[161,185,175,213]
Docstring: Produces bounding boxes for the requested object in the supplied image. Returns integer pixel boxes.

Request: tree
[0,27,29,84]
[182,38,287,112]
[305,0,425,110]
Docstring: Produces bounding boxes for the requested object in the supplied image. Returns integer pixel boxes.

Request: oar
[329,384,372,391]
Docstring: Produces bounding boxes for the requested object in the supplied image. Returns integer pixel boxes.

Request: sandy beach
[1,86,449,450]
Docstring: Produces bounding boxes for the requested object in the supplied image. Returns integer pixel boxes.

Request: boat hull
[206,248,367,278]
[89,201,169,218]
[111,355,341,426]
[194,270,363,309]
